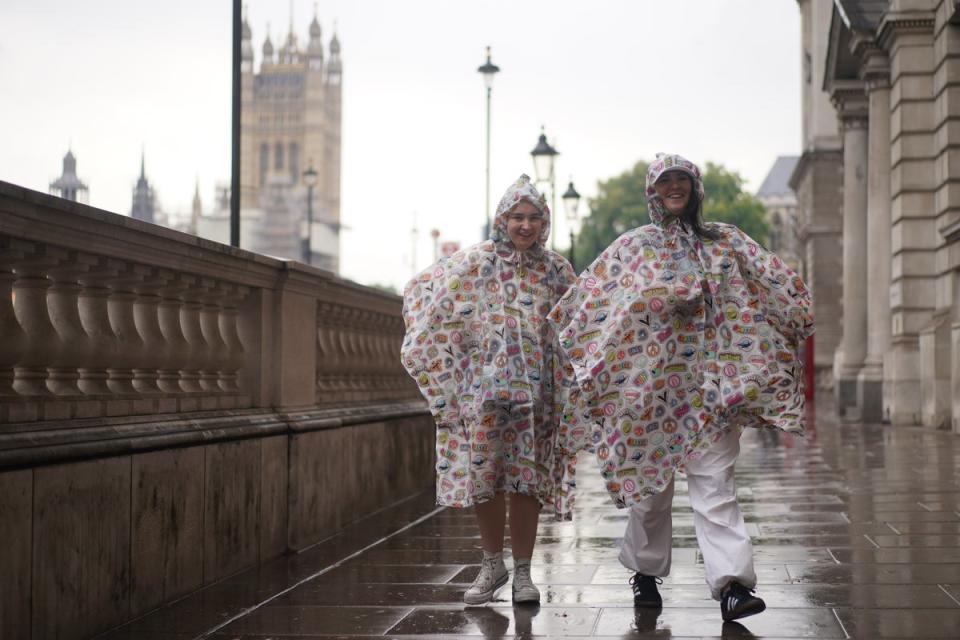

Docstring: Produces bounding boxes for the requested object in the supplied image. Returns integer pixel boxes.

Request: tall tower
[239,10,343,271]
[49,149,89,203]
[131,151,156,224]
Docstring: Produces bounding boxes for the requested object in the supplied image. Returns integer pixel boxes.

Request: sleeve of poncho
[547,255,590,520]
[399,257,467,426]
[724,226,814,345]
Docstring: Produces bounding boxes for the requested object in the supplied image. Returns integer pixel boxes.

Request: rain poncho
[400,175,578,517]
[550,154,814,508]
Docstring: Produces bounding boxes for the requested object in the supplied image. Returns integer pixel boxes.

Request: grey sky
[0,1,801,290]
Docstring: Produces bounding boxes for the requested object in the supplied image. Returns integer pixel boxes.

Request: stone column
[881,12,936,425]
[832,90,870,420]
[857,54,893,423]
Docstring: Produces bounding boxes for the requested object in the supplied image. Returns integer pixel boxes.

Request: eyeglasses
[506,214,545,224]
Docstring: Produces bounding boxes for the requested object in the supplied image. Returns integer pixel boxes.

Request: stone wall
[0,181,434,640]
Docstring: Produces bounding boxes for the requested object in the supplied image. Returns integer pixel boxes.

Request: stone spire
[190,178,202,234]
[131,149,156,224]
[49,148,88,202]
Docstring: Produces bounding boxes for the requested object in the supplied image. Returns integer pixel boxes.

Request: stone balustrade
[0,181,433,640]
[0,181,419,430]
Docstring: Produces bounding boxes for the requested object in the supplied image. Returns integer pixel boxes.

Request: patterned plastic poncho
[400,175,579,517]
[550,154,814,508]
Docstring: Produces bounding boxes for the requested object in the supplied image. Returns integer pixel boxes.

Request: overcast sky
[0,0,801,291]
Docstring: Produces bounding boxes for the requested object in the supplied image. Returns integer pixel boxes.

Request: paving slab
[97,396,960,638]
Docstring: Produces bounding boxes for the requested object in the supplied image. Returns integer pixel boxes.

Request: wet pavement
[99,396,960,639]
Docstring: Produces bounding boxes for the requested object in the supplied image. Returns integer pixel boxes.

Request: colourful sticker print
[401,175,580,518]
[550,154,815,508]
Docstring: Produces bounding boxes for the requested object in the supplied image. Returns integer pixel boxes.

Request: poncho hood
[645,153,705,227]
[490,174,551,256]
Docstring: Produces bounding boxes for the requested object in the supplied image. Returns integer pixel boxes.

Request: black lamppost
[562,180,582,271]
[530,127,559,250]
[302,162,318,265]
[477,46,500,239]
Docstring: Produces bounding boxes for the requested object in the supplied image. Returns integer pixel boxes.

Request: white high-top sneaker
[511,559,540,604]
[463,554,509,605]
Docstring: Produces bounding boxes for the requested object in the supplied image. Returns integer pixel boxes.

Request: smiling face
[505,199,545,251]
[653,170,693,218]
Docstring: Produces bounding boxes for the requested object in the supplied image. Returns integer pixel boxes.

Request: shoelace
[629,575,663,591]
[474,558,503,588]
[514,564,532,583]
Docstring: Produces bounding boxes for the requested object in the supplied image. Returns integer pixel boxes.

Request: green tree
[576,160,770,265]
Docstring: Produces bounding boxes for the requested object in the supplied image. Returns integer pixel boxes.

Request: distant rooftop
[757,155,799,199]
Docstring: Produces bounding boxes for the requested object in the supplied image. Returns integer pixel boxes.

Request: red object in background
[803,335,815,401]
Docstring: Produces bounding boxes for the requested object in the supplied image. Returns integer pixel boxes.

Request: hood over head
[491,174,551,249]
[645,153,705,226]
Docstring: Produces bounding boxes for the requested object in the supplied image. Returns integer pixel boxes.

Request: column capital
[831,82,869,128]
[860,46,891,93]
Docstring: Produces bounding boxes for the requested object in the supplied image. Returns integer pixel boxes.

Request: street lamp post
[302,162,318,265]
[562,180,581,271]
[530,126,559,251]
[477,46,500,239]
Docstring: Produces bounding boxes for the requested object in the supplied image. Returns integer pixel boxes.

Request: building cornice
[877,12,935,51]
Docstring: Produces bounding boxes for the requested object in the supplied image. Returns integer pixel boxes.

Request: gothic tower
[131,151,156,224]
[239,9,342,271]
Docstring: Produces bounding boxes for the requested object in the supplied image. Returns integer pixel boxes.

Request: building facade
[799,0,960,433]
[236,12,343,272]
[791,0,845,391]
[757,155,803,272]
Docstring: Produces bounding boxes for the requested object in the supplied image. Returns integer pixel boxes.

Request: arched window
[770,212,783,252]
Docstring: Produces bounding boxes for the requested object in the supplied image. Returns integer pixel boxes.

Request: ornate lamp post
[302,162,318,265]
[562,180,581,271]
[530,127,559,250]
[477,46,500,239]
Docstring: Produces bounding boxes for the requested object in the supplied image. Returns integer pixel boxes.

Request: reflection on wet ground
[99,396,960,638]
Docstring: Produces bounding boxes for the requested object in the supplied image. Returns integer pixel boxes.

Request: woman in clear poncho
[400,175,576,606]
[550,154,814,622]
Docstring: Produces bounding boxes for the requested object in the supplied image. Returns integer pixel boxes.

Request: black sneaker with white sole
[720,581,766,622]
[629,573,663,608]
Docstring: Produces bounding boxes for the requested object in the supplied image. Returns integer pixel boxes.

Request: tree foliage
[576,160,770,265]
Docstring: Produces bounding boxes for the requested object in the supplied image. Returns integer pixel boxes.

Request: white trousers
[618,427,757,600]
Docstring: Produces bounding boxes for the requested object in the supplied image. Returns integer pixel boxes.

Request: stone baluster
[107,263,149,395]
[0,239,26,396]
[322,303,348,393]
[46,254,97,395]
[156,275,190,394]
[342,309,361,391]
[178,276,211,393]
[77,259,121,395]
[217,284,247,392]
[132,269,170,394]
[12,244,65,396]
[198,281,226,393]
[315,303,337,397]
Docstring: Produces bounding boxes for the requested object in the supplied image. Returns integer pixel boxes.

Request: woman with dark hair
[401,175,578,606]
[551,153,813,622]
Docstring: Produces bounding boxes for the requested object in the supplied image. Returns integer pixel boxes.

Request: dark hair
[680,178,720,241]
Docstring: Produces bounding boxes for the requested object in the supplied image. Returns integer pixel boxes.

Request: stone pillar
[857,55,893,423]
[832,90,870,420]
[881,12,936,425]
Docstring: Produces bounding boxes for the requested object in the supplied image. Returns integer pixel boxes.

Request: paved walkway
[100,397,960,639]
